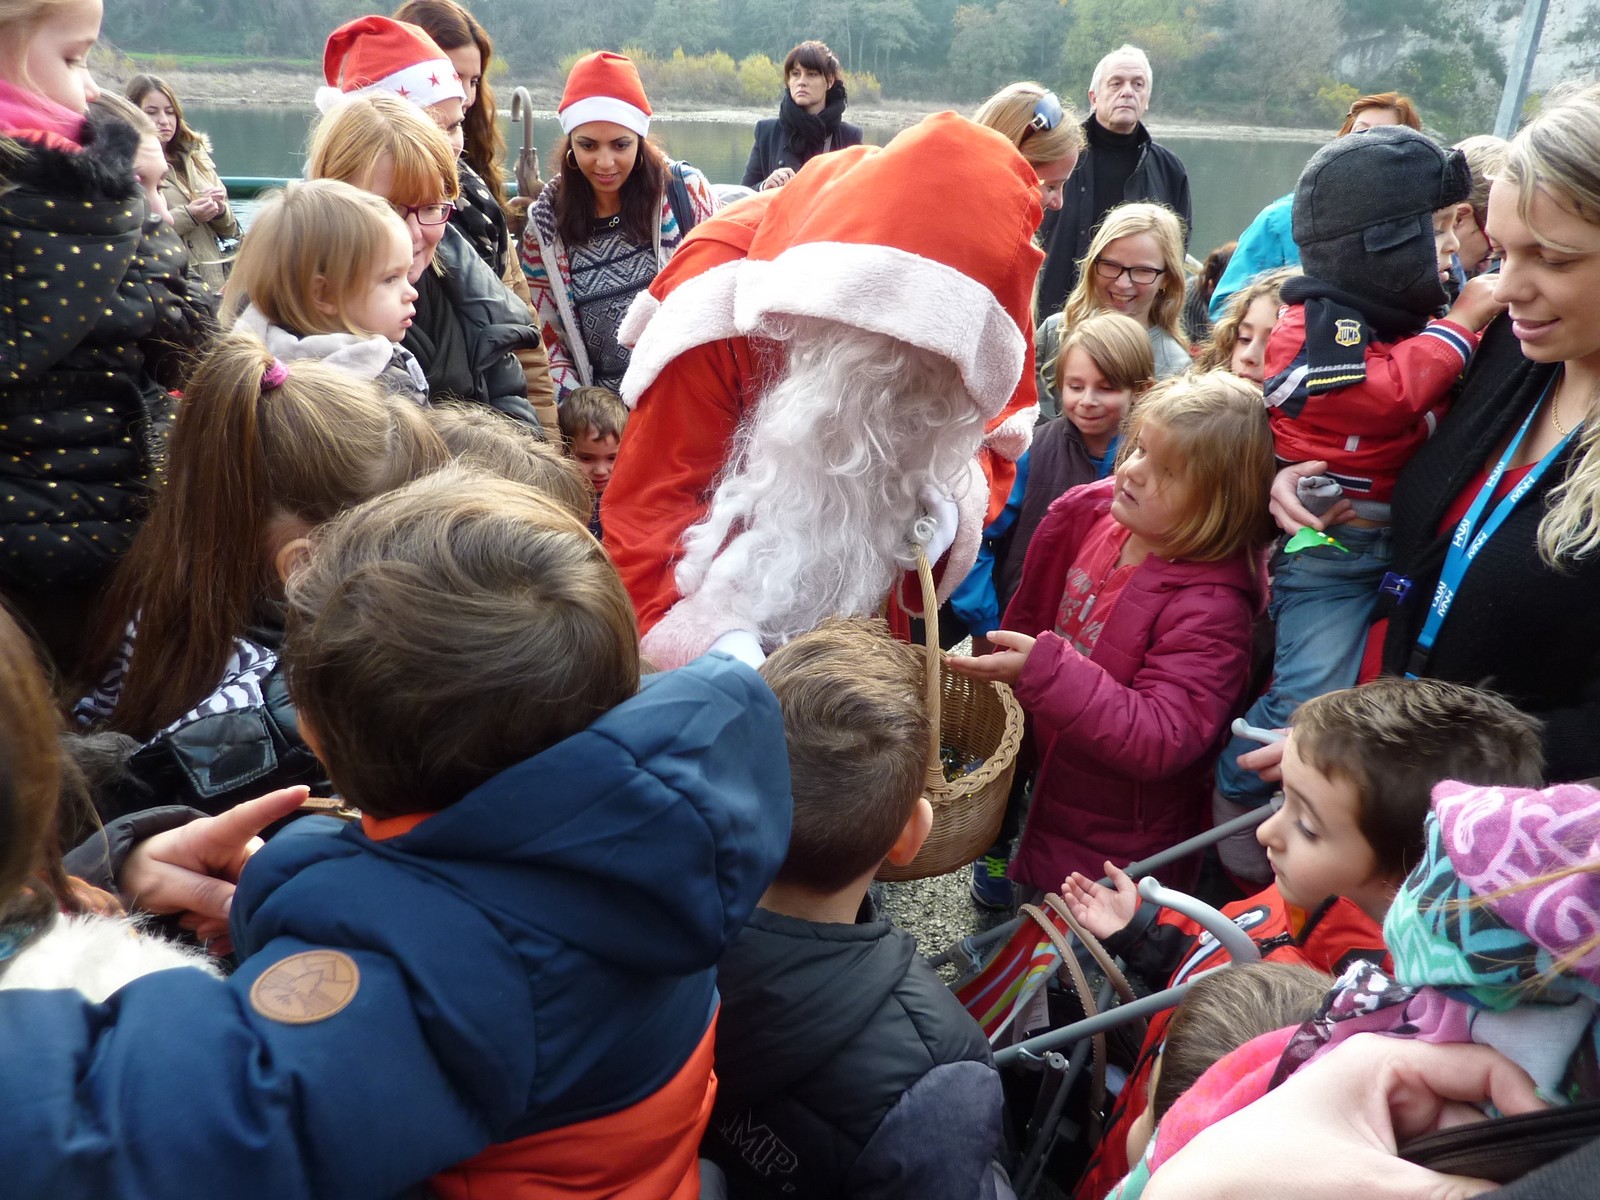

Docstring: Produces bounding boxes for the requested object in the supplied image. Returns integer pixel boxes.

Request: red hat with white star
[558,51,652,138]
[317,16,465,115]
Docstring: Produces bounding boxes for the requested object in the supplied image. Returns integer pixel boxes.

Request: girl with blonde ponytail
[1271,81,1600,785]
[76,332,449,818]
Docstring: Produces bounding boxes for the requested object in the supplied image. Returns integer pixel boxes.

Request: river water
[188,104,1323,260]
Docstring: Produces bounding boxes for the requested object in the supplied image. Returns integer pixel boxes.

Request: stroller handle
[1137,876,1261,965]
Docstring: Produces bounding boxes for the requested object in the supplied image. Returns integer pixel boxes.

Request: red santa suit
[601,112,1043,667]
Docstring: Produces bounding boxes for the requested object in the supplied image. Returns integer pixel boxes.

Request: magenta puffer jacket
[1002,479,1266,893]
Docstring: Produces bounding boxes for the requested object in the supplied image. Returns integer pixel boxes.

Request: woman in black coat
[1271,82,1600,782]
[741,40,863,192]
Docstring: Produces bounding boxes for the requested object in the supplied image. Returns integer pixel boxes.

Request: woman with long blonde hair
[1273,81,1600,783]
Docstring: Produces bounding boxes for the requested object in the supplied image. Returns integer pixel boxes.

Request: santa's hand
[909,484,960,566]
[709,629,766,668]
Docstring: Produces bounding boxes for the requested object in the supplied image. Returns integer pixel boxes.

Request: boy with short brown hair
[703,618,1010,1200]
[1065,676,1545,1200]
[0,465,792,1198]
[558,385,628,536]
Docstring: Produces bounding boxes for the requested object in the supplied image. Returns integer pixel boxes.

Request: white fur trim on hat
[559,96,650,137]
[318,59,463,114]
[619,259,743,407]
[735,242,1025,419]
[983,405,1038,463]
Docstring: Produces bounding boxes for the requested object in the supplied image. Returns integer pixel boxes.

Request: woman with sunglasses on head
[1037,202,1190,410]
[741,40,863,192]
[974,82,1084,219]
[522,52,717,400]
[308,94,546,426]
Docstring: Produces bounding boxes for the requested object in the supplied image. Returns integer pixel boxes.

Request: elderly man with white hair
[1035,43,1192,320]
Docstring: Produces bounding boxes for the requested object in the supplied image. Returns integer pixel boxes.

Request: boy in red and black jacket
[1068,678,1544,1200]
[1213,125,1506,849]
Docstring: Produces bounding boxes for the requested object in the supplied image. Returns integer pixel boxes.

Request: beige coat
[161,141,238,298]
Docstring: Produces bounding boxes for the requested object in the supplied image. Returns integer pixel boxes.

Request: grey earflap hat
[1293,125,1472,316]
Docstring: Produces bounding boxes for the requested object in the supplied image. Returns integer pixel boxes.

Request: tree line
[105,0,1508,135]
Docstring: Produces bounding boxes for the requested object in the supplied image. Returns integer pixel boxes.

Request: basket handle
[1019,903,1108,1132]
[912,547,942,792]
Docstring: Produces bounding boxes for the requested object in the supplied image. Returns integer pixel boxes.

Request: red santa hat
[558,51,652,138]
[619,112,1041,427]
[316,16,466,115]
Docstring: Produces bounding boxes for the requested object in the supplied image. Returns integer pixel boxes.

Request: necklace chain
[1553,390,1569,437]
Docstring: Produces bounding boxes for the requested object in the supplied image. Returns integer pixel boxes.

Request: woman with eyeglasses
[522,52,718,400]
[1037,202,1190,409]
[307,94,546,427]
[973,82,1084,217]
[317,14,555,429]
[741,40,864,192]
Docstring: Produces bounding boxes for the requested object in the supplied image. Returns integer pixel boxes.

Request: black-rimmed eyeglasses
[1094,259,1165,285]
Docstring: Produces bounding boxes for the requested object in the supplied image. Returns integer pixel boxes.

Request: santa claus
[603,112,1042,667]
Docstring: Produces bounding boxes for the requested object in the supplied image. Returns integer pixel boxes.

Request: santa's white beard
[674,321,984,649]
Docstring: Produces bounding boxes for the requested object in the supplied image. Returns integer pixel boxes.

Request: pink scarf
[0,79,84,149]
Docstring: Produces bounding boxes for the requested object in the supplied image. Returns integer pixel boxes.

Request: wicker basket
[877,550,1025,882]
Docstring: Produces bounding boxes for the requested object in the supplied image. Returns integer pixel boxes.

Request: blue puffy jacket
[0,654,791,1198]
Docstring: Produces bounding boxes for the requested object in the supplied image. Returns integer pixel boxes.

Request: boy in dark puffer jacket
[702,617,1011,1200]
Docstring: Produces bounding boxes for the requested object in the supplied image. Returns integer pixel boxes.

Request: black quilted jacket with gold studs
[0,112,209,593]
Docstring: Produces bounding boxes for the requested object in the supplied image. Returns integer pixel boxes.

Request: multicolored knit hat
[1384,781,1600,1005]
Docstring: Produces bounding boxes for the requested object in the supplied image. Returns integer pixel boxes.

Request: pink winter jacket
[1002,478,1266,892]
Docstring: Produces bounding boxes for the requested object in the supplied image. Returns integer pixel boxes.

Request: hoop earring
[566,147,578,169]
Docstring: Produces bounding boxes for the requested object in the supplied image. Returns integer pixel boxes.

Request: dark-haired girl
[521,51,716,398]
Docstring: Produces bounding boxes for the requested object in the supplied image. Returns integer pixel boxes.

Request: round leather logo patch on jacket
[249,950,361,1024]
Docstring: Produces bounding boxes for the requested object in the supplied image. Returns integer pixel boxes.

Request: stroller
[934,807,1274,1199]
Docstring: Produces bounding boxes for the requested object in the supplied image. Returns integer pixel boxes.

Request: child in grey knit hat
[1212,124,1507,857]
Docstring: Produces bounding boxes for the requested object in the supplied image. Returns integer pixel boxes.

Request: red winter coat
[1002,479,1266,892]
[1263,304,1477,504]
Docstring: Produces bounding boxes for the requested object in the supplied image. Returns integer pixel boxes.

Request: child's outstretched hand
[947,630,1035,686]
[1061,861,1142,940]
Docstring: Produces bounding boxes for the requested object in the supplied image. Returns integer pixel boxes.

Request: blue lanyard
[1409,382,1575,675]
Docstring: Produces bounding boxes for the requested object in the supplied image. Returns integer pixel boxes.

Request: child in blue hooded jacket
[0,463,791,1199]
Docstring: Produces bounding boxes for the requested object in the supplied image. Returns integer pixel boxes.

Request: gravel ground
[879,869,1015,968]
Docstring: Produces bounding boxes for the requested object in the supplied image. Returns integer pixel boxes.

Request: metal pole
[1138,876,1262,965]
[1494,0,1550,138]
[996,985,1193,1067]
